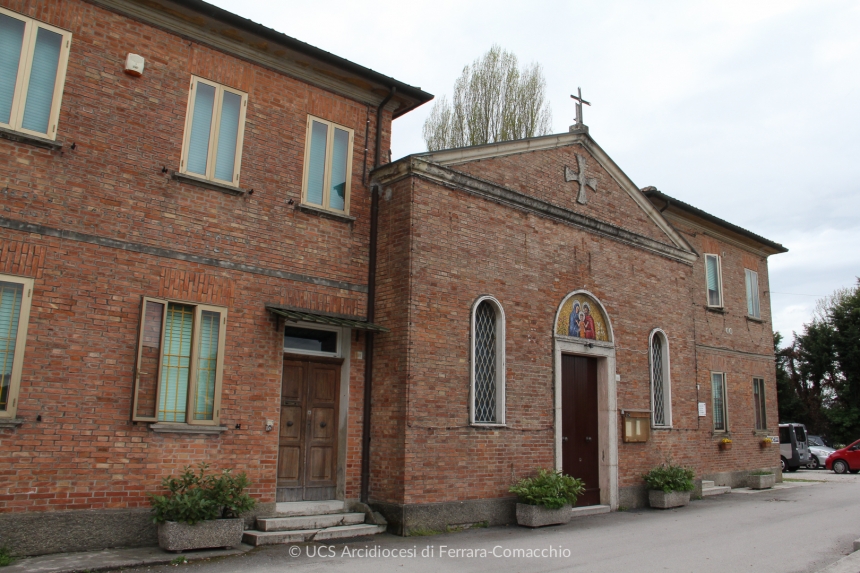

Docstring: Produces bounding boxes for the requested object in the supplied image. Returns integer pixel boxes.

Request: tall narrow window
[180,76,247,187]
[0,7,72,140]
[753,377,766,430]
[745,269,760,319]
[132,298,227,425]
[301,115,354,214]
[712,372,728,431]
[0,274,33,420]
[705,254,723,307]
[649,329,672,427]
[470,297,505,425]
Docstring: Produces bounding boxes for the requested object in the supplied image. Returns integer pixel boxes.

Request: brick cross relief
[564,154,597,205]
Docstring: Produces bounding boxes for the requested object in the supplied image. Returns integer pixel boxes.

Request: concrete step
[256,512,365,532]
[702,485,731,496]
[243,524,385,546]
[701,480,715,489]
[271,500,345,517]
[571,505,611,518]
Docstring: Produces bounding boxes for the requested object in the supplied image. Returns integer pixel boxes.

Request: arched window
[471,296,505,425]
[649,329,672,427]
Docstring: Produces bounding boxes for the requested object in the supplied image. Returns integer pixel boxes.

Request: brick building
[0,0,787,556]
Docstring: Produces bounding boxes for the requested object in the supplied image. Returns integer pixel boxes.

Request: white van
[779,423,811,472]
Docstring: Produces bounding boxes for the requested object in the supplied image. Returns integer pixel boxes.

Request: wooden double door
[561,354,601,506]
[277,357,341,502]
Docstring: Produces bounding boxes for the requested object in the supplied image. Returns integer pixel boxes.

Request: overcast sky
[210,0,860,344]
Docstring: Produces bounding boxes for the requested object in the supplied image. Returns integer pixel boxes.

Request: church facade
[369,125,786,533]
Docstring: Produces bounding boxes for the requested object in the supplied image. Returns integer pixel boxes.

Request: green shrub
[642,463,695,493]
[0,546,14,567]
[750,470,774,476]
[509,469,585,509]
[150,463,256,525]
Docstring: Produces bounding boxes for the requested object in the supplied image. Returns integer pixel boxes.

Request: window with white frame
[0,274,34,420]
[0,7,72,141]
[745,268,760,318]
[301,115,354,214]
[179,76,247,187]
[470,297,505,425]
[132,298,227,425]
[711,372,728,431]
[649,329,672,427]
[704,254,723,307]
[753,377,766,430]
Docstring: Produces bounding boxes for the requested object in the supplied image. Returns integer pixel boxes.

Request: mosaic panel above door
[556,294,611,342]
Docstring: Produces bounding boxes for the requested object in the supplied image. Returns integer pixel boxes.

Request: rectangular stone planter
[648,490,691,509]
[157,518,244,552]
[516,503,572,527]
[748,473,775,490]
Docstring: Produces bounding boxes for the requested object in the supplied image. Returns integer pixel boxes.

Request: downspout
[361,86,395,504]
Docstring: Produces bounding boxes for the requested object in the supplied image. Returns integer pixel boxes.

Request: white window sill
[0,126,62,150]
[150,423,228,435]
[171,170,246,196]
[746,315,764,323]
[0,418,25,429]
[297,203,356,223]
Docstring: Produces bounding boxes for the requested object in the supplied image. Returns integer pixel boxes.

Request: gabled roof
[642,188,788,255]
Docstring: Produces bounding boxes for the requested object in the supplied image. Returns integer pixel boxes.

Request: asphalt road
[116,470,860,573]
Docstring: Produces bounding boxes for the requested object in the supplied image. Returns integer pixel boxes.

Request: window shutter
[0,13,26,126]
[186,81,215,176]
[0,281,24,412]
[329,127,349,210]
[132,298,165,421]
[213,90,241,182]
[706,255,720,305]
[192,309,221,421]
[20,26,62,135]
[306,120,328,205]
[746,269,760,318]
[158,303,193,422]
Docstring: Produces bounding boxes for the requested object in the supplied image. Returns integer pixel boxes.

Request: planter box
[719,442,732,451]
[158,518,244,552]
[516,503,572,527]
[648,490,691,509]
[748,474,775,490]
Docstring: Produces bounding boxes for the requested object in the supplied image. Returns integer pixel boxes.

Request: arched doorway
[553,291,618,509]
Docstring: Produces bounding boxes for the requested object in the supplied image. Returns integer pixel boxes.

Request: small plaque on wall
[698,403,707,417]
[622,411,650,443]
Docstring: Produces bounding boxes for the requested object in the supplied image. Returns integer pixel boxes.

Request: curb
[815,539,860,573]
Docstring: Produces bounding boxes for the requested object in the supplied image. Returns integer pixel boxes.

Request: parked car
[824,439,860,474]
[806,435,835,469]
[779,423,811,472]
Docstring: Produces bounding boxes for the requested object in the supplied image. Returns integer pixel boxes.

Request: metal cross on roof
[570,87,590,125]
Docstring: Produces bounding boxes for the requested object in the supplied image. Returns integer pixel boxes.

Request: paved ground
[10,469,860,573]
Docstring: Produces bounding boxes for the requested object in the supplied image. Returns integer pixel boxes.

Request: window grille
[651,334,665,426]
[473,301,497,423]
[712,372,727,431]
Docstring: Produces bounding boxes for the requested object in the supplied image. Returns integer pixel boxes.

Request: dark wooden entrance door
[561,354,601,506]
[277,357,340,502]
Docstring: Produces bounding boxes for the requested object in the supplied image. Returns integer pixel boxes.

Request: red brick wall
[0,0,389,513]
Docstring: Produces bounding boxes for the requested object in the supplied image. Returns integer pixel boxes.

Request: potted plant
[509,469,585,527]
[760,437,773,448]
[719,437,732,451]
[150,463,256,552]
[642,463,695,509]
[747,470,775,490]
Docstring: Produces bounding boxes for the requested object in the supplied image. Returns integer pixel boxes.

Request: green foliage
[776,280,860,444]
[423,45,553,151]
[509,468,585,509]
[171,556,188,566]
[750,470,774,476]
[0,546,14,567]
[642,464,695,493]
[150,463,256,525]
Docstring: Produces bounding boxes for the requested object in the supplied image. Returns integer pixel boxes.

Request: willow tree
[423,45,553,151]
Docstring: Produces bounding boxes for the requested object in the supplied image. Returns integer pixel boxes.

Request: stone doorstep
[272,500,345,517]
[242,524,385,546]
[570,505,611,518]
[702,480,715,489]
[3,544,253,573]
[702,486,731,496]
[256,512,365,532]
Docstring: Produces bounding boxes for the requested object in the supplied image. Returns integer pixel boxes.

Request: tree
[423,45,553,151]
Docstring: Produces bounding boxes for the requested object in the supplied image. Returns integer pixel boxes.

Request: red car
[825,439,860,474]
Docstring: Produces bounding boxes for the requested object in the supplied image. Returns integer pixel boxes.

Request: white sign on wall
[698,403,707,417]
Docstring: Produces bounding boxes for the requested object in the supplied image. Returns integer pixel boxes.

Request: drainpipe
[361,86,395,504]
